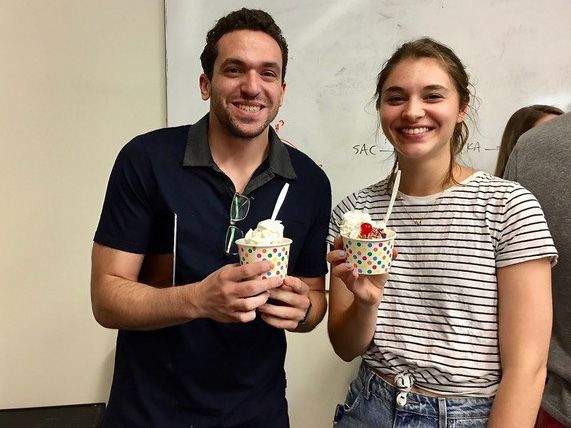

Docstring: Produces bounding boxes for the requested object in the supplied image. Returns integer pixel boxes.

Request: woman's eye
[386,96,404,105]
[426,94,444,102]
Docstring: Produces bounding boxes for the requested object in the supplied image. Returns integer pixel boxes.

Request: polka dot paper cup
[342,230,396,275]
[235,238,292,280]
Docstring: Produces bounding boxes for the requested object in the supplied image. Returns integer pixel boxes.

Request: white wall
[0,1,353,425]
[0,0,166,408]
[285,321,358,427]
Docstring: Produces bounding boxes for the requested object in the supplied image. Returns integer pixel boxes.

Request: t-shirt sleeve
[94,138,159,254]
[290,172,332,278]
[495,184,558,268]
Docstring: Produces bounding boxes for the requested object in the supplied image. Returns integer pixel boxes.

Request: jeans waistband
[356,362,494,419]
[373,368,448,397]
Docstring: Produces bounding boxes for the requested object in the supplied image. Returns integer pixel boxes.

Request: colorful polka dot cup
[342,230,396,275]
[235,238,292,280]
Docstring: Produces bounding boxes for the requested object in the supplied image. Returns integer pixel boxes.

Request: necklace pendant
[414,219,422,225]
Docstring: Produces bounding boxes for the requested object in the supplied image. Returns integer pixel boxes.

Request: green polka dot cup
[342,230,396,275]
[235,238,292,280]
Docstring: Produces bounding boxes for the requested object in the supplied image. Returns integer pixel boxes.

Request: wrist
[354,293,382,309]
[180,281,202,320]
[299,301,312,325]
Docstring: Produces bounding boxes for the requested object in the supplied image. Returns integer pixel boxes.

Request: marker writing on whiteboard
[274,118,324,168]
[274,119,295,148]
[466,141,499,152]
[352,144,392,156]
[274,119,285,133]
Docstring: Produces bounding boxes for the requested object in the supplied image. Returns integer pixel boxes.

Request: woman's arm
[488,257,552,427]
[326,242,389,361]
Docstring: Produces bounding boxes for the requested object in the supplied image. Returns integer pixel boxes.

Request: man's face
[200,30,286,139]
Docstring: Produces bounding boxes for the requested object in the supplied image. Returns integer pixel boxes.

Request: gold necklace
[399,193,444,225]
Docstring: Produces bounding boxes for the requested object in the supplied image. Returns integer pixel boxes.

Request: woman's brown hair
[494,105,564,177]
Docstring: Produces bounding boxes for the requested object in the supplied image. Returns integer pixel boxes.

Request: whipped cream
[243,219,288,245]
[340,210,386,239]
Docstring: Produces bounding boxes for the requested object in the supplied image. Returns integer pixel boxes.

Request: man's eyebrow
[219,58,244,67]
[260,61,281,70]
[220,58,281,71]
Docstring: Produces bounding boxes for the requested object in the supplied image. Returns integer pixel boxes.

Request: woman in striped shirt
[327,38,557,427]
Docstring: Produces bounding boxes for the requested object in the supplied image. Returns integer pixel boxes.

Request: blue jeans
[333,363,494,427]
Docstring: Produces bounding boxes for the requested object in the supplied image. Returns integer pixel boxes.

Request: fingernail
[345,262,352,269]
[339,250,346,257]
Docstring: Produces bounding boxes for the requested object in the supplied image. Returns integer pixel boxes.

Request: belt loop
[358,364,374,400]
[363,370,374,400]
[438,397,447,427]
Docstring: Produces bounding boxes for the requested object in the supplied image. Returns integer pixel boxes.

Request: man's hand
[194,261,282,323]
[257,276,311,331]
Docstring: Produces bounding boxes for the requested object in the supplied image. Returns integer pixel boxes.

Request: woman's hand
[327,238,395,306]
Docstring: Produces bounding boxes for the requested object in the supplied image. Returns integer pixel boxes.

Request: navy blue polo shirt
[94,114,331,428]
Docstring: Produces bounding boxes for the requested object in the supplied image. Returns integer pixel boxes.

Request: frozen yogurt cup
[236,220,291,280]
[340,210,396,275]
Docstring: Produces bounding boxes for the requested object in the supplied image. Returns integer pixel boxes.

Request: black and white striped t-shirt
[328,171,557,396]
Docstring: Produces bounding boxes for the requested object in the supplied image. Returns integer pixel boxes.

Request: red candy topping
[358,222,387,239]
[360,222,373,237]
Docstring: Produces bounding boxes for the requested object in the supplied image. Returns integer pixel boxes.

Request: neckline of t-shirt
[397,170,484,203]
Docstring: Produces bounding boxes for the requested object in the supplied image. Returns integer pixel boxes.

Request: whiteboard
[165,0,571,205]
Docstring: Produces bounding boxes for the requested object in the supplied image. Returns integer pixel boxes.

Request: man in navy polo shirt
[91,8,331,428]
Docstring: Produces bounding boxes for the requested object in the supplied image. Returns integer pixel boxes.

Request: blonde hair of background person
[495,105,564,177]
[326,37,557,427]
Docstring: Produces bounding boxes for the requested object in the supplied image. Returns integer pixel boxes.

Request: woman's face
[379,57,466,166]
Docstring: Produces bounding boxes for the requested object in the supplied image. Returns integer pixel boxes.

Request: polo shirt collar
[183,113,297,180]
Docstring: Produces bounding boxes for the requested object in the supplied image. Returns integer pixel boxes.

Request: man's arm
[91,243,282,330]
[487,258,552,427]
[292,276,326,332]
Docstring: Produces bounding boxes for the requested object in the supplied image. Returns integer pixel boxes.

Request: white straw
[383,169,401,224]
[271,183,290,220]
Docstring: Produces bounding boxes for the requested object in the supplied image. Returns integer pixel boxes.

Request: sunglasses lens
[225,193,249,255]
[230,193,250,222]
[225,225,244,255]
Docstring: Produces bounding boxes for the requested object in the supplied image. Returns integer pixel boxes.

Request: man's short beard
[226,117,272,139]
[213,108,278,140]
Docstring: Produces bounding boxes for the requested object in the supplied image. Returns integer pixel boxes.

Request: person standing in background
[504,112,571,428]
[91,8,330,427]
[494,104,563,177]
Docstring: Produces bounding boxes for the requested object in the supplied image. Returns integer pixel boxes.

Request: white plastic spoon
[271,183,290,220]
[382,169,401,224]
